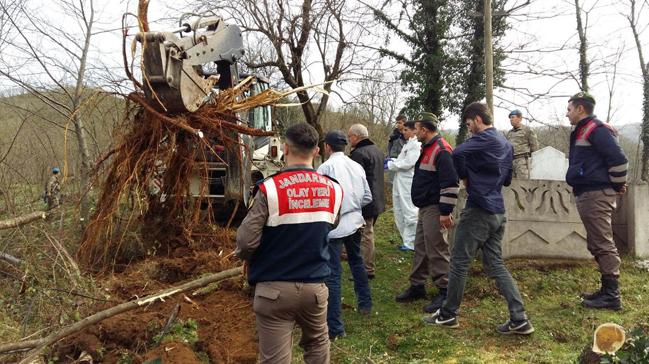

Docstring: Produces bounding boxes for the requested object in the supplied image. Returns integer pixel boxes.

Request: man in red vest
[236,123,343,364]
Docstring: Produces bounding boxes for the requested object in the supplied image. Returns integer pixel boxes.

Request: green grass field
[294,211,649,363]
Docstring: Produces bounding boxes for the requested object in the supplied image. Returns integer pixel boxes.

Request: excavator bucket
[137,15,245,113]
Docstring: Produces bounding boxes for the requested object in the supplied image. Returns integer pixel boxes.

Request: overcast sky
[4,0,649,132]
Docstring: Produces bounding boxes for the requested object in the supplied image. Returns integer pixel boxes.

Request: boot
[423,288,447,313]
[580,276,604,300]
[582,275,621,311]
[395,284,426,303]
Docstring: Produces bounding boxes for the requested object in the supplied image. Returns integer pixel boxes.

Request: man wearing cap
[565,92,628,310]
[506,110,539,179]
[387,120,421,251]
[317,130,373,340]
[236,123,343,363]
[46,167,61,210]
[395,112,459,314]
[348,124,385,279]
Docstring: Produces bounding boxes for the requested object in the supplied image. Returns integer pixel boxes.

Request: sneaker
[497,319,535,335]
[423,288,447,313]
[395,284,426,302]
[398,245,414,251]
[422,309,459,328]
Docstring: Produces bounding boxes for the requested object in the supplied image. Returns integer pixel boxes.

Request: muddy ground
[52,233,257,364]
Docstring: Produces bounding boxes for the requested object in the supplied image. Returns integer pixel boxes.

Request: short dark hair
[416,120,438,133]
[570,99,595,115]
[403,120,416,129]
[462,102,493,125]
[285,123,319,157]
[328,143,346,153]
[396,114,407,122]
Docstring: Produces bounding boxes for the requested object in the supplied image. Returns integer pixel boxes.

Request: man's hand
[616,184,628,195]
[440,215,453,230]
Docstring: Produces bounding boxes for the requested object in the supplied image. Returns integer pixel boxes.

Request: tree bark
[627,0,649,181]
[72,0,95,223]
[0,211,48,230]
[575,0,589,91]
[484,0,494,113]
[0,266,243,363]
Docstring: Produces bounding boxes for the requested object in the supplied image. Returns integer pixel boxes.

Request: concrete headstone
[530,146,569,181]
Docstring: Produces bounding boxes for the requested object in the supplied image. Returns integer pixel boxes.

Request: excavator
[136,13,283,215]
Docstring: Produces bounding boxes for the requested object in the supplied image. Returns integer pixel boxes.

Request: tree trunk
[575,0,589,91]
[72,0,95,223]
[641,70,649,181]
[484,0,493,113]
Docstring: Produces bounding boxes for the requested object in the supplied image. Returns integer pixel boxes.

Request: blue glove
[384,158,391,170]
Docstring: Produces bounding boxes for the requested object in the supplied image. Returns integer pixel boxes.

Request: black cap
[324,130,347,146]
[569,91,596,105]
[508,109,522,117]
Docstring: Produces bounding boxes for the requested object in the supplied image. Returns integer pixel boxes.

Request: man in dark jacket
[565,91,628,311]
[426,102,533,336]
[394,112,459,314]
[236,123,343,363]
[348,124,386,278]
[387,115,407,183]
[388,115,407,158]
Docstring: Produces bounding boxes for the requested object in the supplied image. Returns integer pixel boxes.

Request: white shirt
[317,152,373,239]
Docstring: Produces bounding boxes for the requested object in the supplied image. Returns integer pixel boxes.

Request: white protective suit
[387,136,421,249]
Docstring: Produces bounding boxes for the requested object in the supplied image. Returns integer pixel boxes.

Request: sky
[2,0,648,132]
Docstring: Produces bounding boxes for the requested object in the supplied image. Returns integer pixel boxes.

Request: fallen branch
[0,266,243,363]
[0,211,48,230]
[0,252,22,266]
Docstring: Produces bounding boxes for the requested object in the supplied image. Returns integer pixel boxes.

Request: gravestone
[530,146,569,181]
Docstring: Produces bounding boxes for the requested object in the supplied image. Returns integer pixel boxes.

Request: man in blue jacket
[426,102,533,335]
[236,123,343,363]
[565,92,628,310]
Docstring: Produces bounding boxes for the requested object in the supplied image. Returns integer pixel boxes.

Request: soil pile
[53,231,257,364]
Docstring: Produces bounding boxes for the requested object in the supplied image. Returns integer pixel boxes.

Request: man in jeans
[426,102,534,335]
[318,130,373,340]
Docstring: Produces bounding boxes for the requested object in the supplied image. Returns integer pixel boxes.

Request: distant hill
[617,123,642,143]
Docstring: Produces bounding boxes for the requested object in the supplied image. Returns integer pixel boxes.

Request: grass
[292,211,649,363]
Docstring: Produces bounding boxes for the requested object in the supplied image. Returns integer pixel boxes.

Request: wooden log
[0,211,48,231]
[0,252,22,266]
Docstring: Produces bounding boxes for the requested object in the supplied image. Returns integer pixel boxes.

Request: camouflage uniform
[506,125,539,179]
[46,174,61,209]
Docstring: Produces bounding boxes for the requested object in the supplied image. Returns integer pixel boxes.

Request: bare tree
[194,0,373,144]
[623,0,649,181]
[0,0,97,221]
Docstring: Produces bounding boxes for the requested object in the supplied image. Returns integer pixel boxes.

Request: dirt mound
[52,233,257,364]
[142,341,202,363]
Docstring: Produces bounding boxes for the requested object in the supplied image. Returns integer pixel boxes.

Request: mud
[52,232,257,364]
